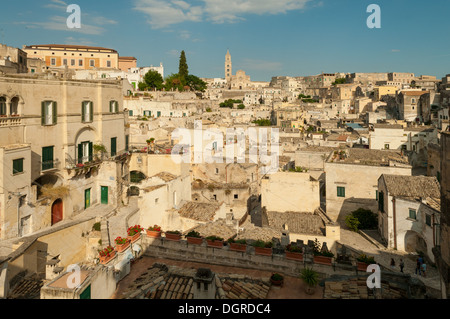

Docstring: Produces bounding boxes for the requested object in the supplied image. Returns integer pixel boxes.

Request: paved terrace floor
[0,203,119,259]
[112,256,324,299]
[339,228,441,293]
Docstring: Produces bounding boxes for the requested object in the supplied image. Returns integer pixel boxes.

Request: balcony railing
[41,160,61,172]
[0,116,22,127]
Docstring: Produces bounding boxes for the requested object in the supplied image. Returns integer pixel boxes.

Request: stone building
[324,148,412,222]
[397,90,429,122]
[377,174,441,261]
[433,129,450,299]
[0,43,28,74]
[0,73,127,239]
[23,44,119,70]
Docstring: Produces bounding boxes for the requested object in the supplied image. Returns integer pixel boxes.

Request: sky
[1,0,450,81]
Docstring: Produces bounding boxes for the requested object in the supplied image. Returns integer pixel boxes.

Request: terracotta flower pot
[187,237,203,245]
[313,255,332,265]
[270,277,284,287]
[207,240,224,248]
[286,251,303,261]
[229,243,247,252]
[146,230,162,238]
[357,262,369,271]
[115,241,130,253]
[127,232,141,243]
[165,233,181,241]
[99,251,116,265]
[254,247,272,256]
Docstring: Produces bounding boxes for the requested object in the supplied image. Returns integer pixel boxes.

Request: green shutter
[78,143,83,164]
[52,102,57,124]
[89,142,93,162]
[41,101,45,125]
[90,102,93,122]
[42,146,54,170]
[111,138,117,157]
[81,102,86,122]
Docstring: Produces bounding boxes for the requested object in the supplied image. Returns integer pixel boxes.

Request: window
[234,194,239,199]
[111,137,117,157]
[155,198,159,204]
[0,97,6,115]
[13,158,24,175]
[71,59,75,66]
[63,59,68,66]
[42,146,54,171]
[41,101,57,125]
[384,144,390,150]
[89,60,95,67]
[426,214,432,227]
[51,58,56,66]
[79,59,83,67]
[78,141,93,164]
[337,186,345,198]
[107,60,111,68]
[125,135,129,152]
[409,209,417,220]
[109,101,119,113]
[378,191,384,212]
[129,110,133,116]
[82,101,93,123]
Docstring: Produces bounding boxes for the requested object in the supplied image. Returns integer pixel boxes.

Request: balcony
[0,115,23,127]
[40,160,61,172]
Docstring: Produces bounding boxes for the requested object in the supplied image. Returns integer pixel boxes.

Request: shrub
[345,214,360,232]
[187,230,202,238]
[166,230,181,235]
[286,244,303,253]
[206,235,223,242]
[252,240,273,248]
[352,208,378,230]
[357,254,376,264]
[271,273,284,281]
[92,222,101,231]
[300,268,319,287]
[148,225,161,232]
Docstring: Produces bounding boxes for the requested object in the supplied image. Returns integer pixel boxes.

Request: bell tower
[225,50,232,82]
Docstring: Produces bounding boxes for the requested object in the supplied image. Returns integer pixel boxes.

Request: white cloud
[134,0,314,28]
[203,0,312,24]
[133,0,203,29]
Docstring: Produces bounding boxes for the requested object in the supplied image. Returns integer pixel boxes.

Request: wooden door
[51,199,63,225]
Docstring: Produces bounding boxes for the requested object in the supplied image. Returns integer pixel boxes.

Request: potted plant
[300,268,319,295]
[356,254,376,271]
[98,246,116,264]
[127,225,144,243]
[165,230,182,241]
[228,238,247,252]
[146,225,162,238]
[270,273,284,286]
[252,240,273,256]
[114,237,130,253]
[285,244,303,261]
[206,236,224,248]
[186,230,203,245]
[313,239,334,265]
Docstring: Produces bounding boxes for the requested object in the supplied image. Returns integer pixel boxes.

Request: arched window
[0,97,6,116]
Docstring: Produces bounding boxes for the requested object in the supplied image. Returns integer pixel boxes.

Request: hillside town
[0,42,448,301]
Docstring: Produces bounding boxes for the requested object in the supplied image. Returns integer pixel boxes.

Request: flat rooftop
[326,148,410,166]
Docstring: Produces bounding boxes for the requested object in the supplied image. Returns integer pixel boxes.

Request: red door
[51,199,63,225]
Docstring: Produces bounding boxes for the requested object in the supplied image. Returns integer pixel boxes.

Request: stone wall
[323,272,427,299]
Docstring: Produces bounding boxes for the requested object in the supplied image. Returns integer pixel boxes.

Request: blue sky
[1,0,450,81]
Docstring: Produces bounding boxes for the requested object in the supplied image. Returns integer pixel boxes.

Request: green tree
[164,73,184,91]
[140,70,164,91]
[178,50,189,84]
[186,74,207,92]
